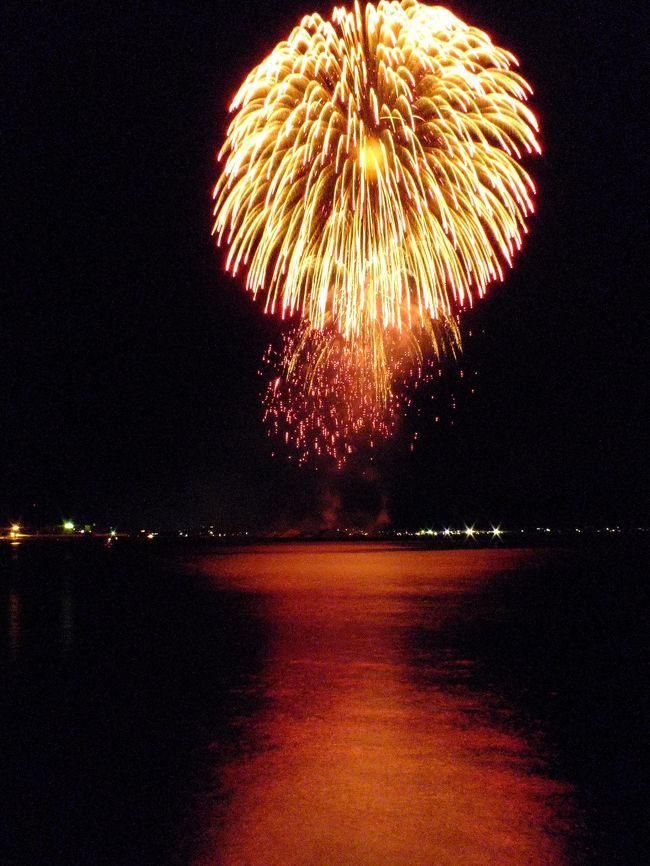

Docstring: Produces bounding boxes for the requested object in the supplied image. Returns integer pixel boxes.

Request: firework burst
[213,1,540,463]
[213,0,540,342]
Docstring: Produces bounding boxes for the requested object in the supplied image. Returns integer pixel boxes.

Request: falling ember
[262,325,397,468]
[261,316,459,466]
[212,1,540,462]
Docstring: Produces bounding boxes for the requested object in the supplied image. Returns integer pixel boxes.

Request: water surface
[1,542,646,865]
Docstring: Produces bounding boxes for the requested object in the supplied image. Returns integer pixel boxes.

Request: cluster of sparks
[213,0,540,464]
[261,316,459,466]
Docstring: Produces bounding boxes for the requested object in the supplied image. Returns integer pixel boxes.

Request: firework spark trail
[212,1,540,463]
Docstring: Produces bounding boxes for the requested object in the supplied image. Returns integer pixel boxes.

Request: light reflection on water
[193,545,573,866]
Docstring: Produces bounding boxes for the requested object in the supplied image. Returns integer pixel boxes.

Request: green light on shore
[63,521,75,531]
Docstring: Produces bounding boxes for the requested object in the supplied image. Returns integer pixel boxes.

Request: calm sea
[1,542,647,865]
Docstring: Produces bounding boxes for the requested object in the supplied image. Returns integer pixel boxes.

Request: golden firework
[213,0,540,342]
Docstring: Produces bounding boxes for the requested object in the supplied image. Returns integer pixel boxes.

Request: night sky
[2,1,647,530]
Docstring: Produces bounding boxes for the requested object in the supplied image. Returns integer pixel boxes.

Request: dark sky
[2,0,647,529]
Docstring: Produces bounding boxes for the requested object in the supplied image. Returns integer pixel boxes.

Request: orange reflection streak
[194,547,573,866]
